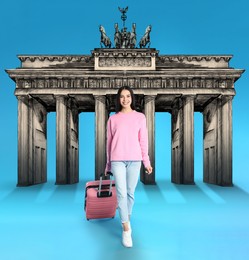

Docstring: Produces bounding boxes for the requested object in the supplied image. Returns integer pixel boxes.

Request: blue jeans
[111,161,141,223]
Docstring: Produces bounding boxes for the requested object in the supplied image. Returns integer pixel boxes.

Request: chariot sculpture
[99,6,151,49]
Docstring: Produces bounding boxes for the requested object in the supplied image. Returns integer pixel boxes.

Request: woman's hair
[115,86,136,112]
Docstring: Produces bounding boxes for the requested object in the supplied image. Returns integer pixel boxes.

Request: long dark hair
[115,86,136,112]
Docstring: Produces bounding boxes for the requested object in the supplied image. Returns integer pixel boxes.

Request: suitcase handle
[100,172,113,177]
[98,172,114,198]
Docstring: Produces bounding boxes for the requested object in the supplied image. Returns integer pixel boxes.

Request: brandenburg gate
[6,49,244,187]
[6,9,244,187]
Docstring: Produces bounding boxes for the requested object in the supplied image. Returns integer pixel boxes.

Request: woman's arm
[105,118,112,173]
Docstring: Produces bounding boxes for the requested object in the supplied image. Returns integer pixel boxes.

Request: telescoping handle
[98,172,113,198]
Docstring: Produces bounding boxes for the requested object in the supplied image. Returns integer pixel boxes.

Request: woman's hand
[145,165,153,175]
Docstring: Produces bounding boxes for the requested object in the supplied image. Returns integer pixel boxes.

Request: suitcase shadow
[87,216,121,239]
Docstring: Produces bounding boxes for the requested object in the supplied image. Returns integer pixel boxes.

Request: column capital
[16,95,26,102]
[217,94,234,104]
[54,94,68,101]
[16,94,31,100]
[94,95,106,104]
[67,96,79,108]
[16,95,33,105]
[182,95,195,107]
[182,94,196,100]
[144,95,156,104]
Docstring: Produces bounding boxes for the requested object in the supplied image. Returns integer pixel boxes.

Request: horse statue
[99,25,112,48]
[114,23,122,48]
[129,23,137,48]
[120,27,130,48]
[139,25,152,48]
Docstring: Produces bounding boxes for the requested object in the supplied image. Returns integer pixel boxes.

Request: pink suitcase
[84,172,117,220]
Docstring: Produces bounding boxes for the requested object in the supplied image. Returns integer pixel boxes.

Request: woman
[105,86,153,248]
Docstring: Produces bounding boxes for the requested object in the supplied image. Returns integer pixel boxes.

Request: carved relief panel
[32,99,47,184]
[203,100,218,184]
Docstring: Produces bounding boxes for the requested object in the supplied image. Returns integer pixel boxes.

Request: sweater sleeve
[138,115,151,168]
[105,118,112,172]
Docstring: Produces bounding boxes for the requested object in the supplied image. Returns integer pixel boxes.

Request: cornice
[18,55,93,63]
[6,68,244,80]
[17,54,232,63]
[15,53,235,70]
[157,55,232,63]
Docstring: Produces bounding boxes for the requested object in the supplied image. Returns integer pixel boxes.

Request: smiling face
[119,89,132,110]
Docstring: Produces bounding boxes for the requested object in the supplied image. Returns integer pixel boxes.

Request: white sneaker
[122,230,133,248]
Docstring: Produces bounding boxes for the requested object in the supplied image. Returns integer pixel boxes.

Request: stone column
[56,95,68,184]
[171,95,194,184]
[68,98,79,184]
[17,96,30,186]
[182,95,194,183]
[141,95,156,184]
[17,95,47,186]
[94,95,108,180]
[219,96,233,186]
[203,95,233,186]
[55,95,79,184]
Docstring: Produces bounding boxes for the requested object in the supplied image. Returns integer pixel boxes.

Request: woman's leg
[126,161,141,218]
[111,161,129,225]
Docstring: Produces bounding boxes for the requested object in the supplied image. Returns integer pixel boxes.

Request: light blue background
[0,0,249,259]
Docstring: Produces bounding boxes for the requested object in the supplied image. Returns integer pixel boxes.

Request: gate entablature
[9,50,242,94]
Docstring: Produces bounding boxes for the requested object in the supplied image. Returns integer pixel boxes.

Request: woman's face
[119,89,132,109]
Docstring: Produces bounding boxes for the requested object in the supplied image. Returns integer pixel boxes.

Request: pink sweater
[105,110,151,171]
